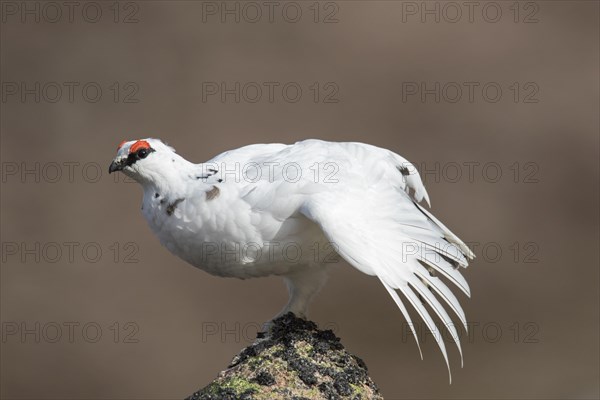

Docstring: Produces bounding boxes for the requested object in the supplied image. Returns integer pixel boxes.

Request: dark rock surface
[186,313,384,400]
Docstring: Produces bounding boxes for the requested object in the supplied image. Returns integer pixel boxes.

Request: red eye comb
[129,140,151,154]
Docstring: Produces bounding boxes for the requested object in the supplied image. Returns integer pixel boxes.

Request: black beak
[108,160,123,174]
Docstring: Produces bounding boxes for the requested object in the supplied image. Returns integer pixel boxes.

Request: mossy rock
[187,313,383,400]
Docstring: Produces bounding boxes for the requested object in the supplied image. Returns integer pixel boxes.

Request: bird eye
[137,148,148,159]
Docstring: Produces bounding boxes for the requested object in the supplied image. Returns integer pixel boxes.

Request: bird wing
[297,142,474,382]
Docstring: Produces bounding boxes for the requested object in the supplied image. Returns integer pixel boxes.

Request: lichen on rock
[186,313,383,400]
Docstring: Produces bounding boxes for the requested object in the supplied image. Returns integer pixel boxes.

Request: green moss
[294,340,313,358]
[247,356,265,369]
[209,376,260,395]
[305,386,322,398]
[350,382,366,396]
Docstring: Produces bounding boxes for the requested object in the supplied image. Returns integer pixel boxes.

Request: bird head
[108,138,182,185]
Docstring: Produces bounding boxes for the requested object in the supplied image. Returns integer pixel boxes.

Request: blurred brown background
[1,1,598,399]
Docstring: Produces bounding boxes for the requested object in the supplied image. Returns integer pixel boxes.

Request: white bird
[109,138,474,381]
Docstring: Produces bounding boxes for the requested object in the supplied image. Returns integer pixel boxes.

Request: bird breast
[140,187,330,279]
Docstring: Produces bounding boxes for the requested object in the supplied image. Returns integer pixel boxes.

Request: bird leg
[262,267,329,332]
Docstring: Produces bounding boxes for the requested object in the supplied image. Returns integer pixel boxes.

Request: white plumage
[109,138,474,381]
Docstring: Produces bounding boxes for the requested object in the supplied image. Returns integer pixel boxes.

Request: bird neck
[139,160,216,200]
